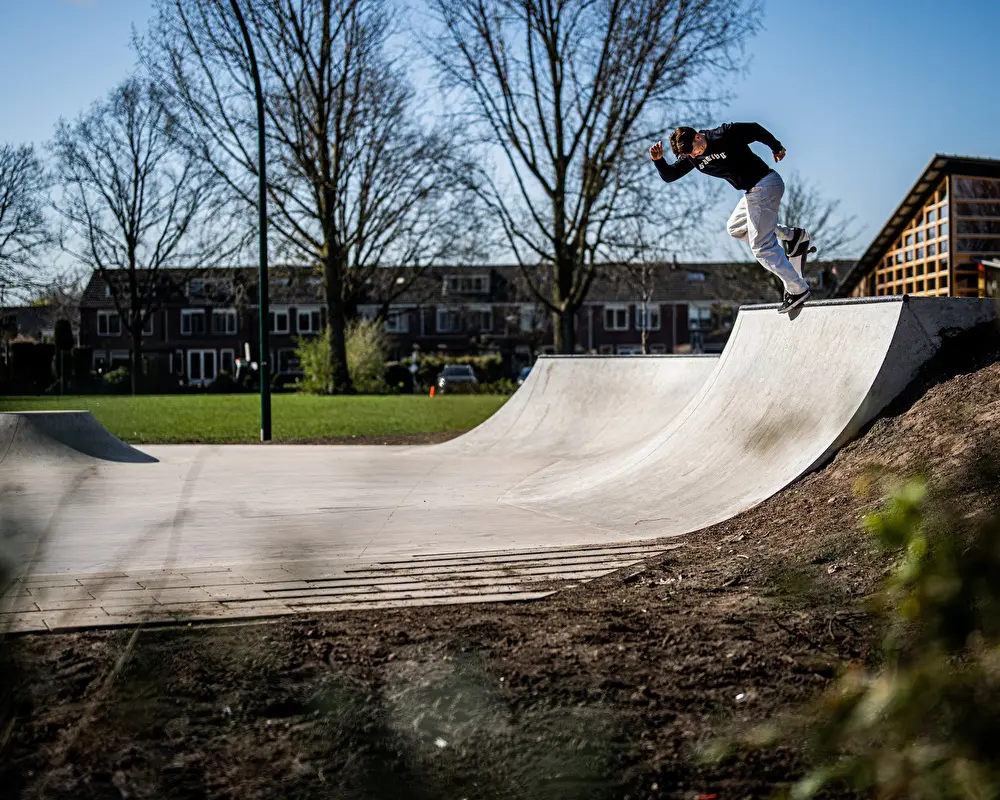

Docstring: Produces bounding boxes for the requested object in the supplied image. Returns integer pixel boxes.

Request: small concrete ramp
[0,411,157,466]
[433,354,718,458]
[506,297,996,533]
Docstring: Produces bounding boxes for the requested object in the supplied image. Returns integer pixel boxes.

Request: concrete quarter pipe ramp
[507,296,996,533]
[432,354,718,458]
[0,296,994,633]
[0,410,157,465]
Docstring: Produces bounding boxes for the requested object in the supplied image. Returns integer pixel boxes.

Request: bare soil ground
[2,326,999,800]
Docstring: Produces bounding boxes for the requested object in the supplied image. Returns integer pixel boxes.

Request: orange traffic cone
[429,386,436,398]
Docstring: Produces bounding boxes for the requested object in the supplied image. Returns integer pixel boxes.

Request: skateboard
[785,236,816,280]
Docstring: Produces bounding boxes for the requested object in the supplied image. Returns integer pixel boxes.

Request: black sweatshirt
[653,122,784,192]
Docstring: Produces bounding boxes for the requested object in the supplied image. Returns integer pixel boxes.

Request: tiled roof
[79,258,851,310]
[80,266,323,308]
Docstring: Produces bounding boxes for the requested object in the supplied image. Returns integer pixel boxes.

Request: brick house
[79,267,325,386]
[78,258,849,385]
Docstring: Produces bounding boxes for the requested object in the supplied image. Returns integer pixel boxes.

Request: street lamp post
[229,0,271,441]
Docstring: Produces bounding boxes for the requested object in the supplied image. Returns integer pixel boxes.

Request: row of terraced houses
[8,154,1000,387]
[74,260,843,386]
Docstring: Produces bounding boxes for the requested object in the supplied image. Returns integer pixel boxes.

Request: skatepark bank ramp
[0,411,157,465]
[0,296,995,632]
[507,296,997,534]
[433,354,718,459]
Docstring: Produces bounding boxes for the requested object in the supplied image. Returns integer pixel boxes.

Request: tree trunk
[130,320,143,395]
[322,258,353,394]
[552,308,577,354]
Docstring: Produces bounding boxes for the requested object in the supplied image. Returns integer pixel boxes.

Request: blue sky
[2,0,998,261]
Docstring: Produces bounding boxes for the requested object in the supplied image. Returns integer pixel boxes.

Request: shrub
[296,320,388,394]
[473,378,518,395]
[102,366,130,393]
[415,353,504,387]
[713,457,1000,799]
[71,347,93,382]
[295,332,332,394]
[346,319,387,394]
[384,363,416,394]
[206,371,239,393]
[8,342,56,393]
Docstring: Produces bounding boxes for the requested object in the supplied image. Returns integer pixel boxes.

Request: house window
[603,305,629,331]
[187,279,205,297]
[277,348,301,374]
[97,311,121,336]
[296,307,322,334]
[437,308,461,333]
[467,307,492,332]
[649,344,667,354]
[927,208,937,224]
[616,344,643,355]
[688,305,712,330]
[93,351,108,372]
[598,344,614,355]
[520,306,545,332]
[110,351,130,369]
[686,271,706,282]
[928,243,936,256]
[443,275,489,295]
[211,309,237,335]
[187,349,217,386]
[635,304,661,331]
[939,222,948,237]
[142,314,154,337]
[270,308,290,334]
[220,349,235,374]
[385,310,409,333]
[173,350,184,375]
[181,309,205,336]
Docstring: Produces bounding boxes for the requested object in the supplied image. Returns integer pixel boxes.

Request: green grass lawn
[0,394,508,443]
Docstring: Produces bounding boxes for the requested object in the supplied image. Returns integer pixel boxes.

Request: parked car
[517,366,532,386]
[436,364,478,394]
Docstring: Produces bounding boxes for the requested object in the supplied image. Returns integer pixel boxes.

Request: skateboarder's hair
[670,127,697,157]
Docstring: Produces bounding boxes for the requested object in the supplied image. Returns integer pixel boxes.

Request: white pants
[726,171,809,295]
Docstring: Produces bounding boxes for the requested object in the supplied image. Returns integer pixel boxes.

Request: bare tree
[142,0,481,393]
[430,0,760,353]
[779,171,861,259]
[0,144,54,304]
[51,77,231,394]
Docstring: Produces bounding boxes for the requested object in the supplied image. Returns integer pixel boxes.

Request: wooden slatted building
[836,155,1000,298]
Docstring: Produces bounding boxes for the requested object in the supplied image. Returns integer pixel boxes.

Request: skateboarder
[649,123,811,313]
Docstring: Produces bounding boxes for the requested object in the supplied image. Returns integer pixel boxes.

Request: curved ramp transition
[432,354,718,458]
[0,411,157,465]
[507,297,996,533]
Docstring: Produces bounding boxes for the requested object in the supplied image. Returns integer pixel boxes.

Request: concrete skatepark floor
[3,324,1000,799]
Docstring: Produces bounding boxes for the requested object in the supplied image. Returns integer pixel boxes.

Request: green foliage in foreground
[714,457,1000,799]
[0,394,507,443]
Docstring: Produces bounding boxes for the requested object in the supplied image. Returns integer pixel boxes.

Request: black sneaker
[784,228,810,258]
[778,288,810,314]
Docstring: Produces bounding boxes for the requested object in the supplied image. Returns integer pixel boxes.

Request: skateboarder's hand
[773,148,786,162]
[649,141,664,161]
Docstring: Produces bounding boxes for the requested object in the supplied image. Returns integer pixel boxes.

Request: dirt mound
[3,330,1000,800]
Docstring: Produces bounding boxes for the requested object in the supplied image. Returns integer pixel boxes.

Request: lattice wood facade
[839,156,1000,299]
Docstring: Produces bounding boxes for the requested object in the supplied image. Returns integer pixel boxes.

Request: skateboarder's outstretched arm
[721,122,786,162]
[648,140,694,183]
